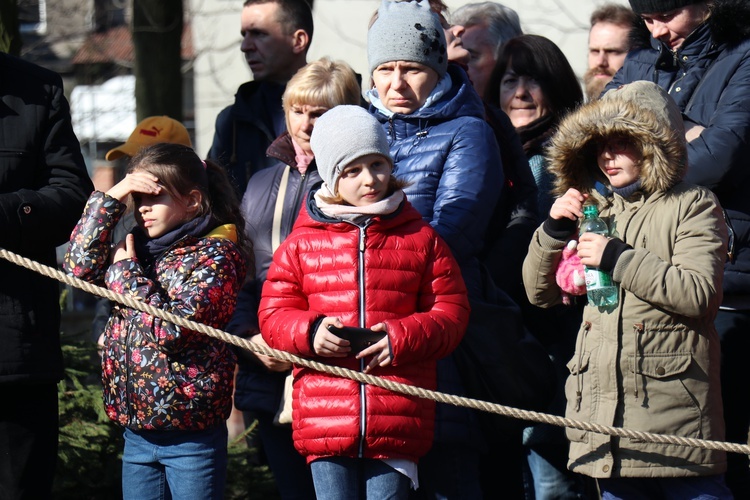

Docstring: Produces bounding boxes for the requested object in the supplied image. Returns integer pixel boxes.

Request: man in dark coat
[606,0,750,496]
[0,52,93,499]
[207,0,312,197]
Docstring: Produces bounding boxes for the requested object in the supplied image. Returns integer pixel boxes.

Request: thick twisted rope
[3,247,749,456]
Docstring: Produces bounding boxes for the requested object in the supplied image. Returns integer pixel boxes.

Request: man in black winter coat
[207,0,312,197]
[0,52,93,499]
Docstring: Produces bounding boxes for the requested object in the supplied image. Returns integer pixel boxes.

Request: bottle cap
[583,205,599,217]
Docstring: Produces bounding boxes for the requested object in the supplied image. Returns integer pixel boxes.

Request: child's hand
[250,333,292,372]
[550,188,588,221]
[356,323,391,373]
[106,171,161,202]
[313,318,351,358]
[111,233,136,264]
[577,232,609,268]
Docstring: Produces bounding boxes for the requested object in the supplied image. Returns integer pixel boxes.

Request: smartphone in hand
[327,325,386,354]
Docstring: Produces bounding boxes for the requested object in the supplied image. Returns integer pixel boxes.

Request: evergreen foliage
[55,314,279,498]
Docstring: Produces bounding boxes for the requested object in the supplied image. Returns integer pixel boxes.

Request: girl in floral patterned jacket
[64,143,249,500]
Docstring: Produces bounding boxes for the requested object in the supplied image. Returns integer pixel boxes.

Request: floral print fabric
[64,191,245,430]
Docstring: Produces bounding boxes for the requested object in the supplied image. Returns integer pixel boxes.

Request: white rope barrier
[3,247,748,456]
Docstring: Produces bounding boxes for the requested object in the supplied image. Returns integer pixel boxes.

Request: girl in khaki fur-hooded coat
[523,81,731,496]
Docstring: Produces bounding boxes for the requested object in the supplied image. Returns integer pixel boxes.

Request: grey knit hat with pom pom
[367,0,448,78]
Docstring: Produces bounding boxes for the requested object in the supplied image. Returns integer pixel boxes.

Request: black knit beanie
[628,0,703,14]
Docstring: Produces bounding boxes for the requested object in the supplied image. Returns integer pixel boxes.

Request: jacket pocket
[0,148,33,190]
[625,352,701,442]
[565,350,591,443]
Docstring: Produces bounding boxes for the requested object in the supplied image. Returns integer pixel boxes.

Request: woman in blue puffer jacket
[366,1,504,497]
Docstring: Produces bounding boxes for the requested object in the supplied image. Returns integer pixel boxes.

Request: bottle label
[585,268,613,288]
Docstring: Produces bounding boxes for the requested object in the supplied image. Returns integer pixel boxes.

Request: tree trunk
[132,0,183,121]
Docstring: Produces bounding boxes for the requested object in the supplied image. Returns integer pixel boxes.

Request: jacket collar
[300,187,421,231]
[369,64,485,136]
[266,132,297,167]
[366,71,453,119]
[207,224,238,243]
[231,80,286,140]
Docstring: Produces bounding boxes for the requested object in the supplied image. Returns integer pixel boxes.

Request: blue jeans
[310,457,410,500]
[121,425,228,500]
[598,475,733,500]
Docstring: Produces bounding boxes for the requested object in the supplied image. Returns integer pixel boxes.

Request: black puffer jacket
[0,52,93,383]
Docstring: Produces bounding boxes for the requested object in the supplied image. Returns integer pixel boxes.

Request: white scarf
[314,184,405,223]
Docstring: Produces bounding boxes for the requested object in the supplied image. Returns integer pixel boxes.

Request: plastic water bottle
[579,205,618,308]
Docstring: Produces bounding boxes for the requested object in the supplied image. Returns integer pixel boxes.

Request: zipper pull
[633,323,644,400]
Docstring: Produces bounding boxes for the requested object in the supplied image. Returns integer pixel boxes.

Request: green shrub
[54,335,279,499]
[54,341,124,499]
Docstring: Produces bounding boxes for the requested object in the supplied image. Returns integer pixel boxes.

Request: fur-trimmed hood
[547,81,686,198]
[631,0,750,50]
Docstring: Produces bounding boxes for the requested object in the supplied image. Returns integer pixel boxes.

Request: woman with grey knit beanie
[366,0,506,497]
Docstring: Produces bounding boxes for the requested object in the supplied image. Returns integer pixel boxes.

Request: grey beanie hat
[628,0,702,14]
[310,105,392,194]
[367,0,448,78]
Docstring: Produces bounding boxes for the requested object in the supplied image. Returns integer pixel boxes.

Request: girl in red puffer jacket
[259,105,470,499]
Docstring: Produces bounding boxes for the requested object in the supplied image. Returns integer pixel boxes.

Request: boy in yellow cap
[105,115,192,161]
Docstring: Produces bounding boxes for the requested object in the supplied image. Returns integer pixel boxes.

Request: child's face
[287,103,329,155]
[133,188,196,239]
[596,136,642,188]
[337,154,392,207]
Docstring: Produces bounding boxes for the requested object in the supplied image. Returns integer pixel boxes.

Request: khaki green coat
[522,81,728,478]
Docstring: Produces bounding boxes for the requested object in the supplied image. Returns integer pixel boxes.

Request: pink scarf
[291,137,314,175]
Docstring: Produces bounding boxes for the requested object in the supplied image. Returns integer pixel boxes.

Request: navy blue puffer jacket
[368,65,504,449]
[369,65,504,299]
